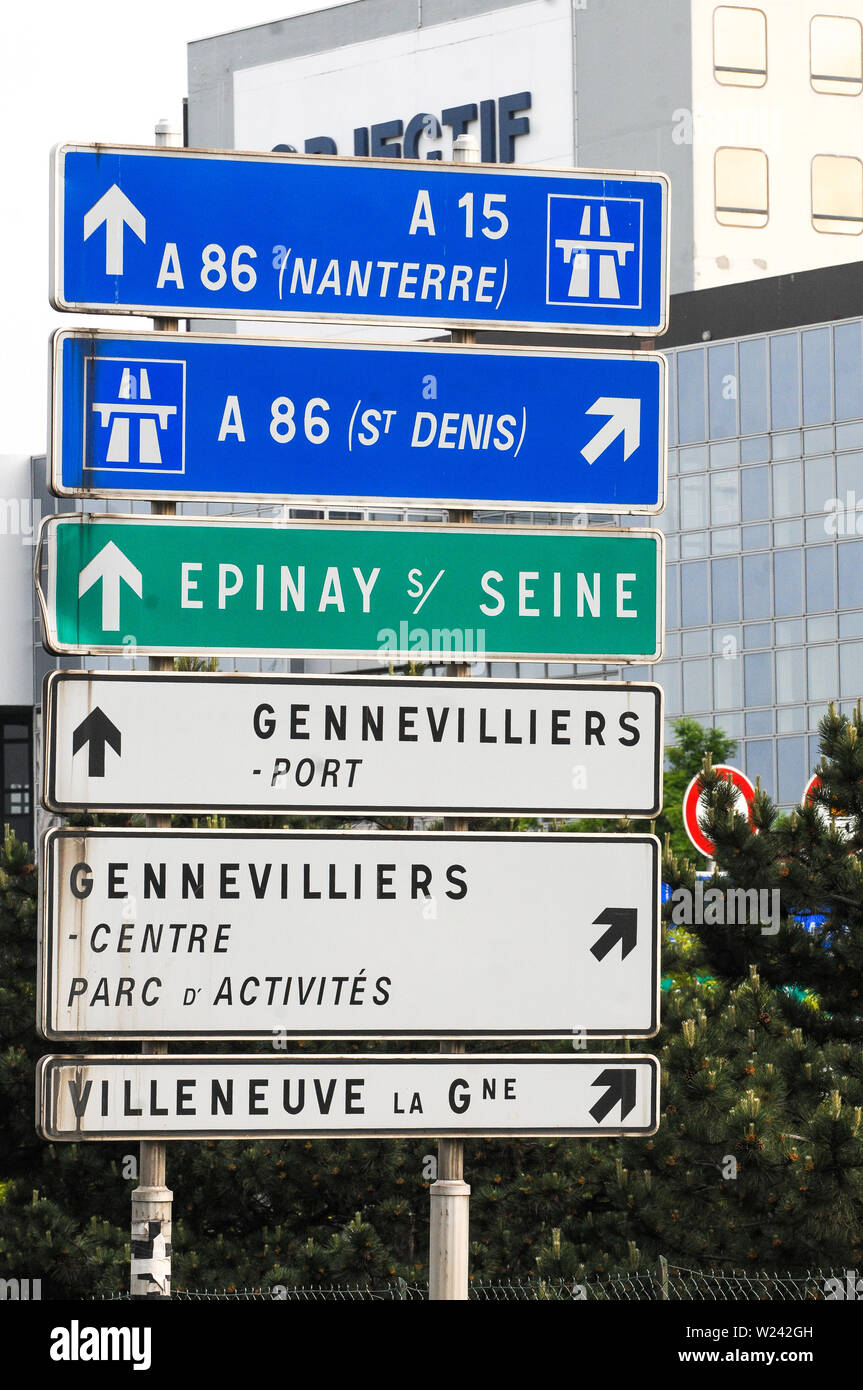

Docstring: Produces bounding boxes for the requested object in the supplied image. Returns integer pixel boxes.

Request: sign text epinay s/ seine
[52,145,669,334]
[37,516,664,663]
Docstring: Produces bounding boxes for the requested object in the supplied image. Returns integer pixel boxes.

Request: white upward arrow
[581,397,641,465]
[78,541,143,631]
[83,185,146,275]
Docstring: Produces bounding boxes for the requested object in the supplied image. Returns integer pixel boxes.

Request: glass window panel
[656,663,682,716]
[714,5,767,86]
[774,549,803,616]
[718,711,743,740]
[777,706,805,733]
[810,15,863,95]
[840,641,863,697]
[834,322,863,422]
[682,629,711,655]
[806,546,835,612]
[739,337,769,432]
[683,658,711,712]
[715,146,769,227]
[837,421,863,449]
[838,540,863,608]
[710,441,738,466]
[772,432,802,460]
[741,434,770,463]
[681,560,709,627]
[808,734,821,771]
[667,448,679,475]
[744,622,772,648]
[804,455,834,516]
[836,452,863,500]
[746,709,773,735]
[775,618,803,645]
[714,653,742,709]
[770,334,800,430]
[807,516,832,543]
[773,460,802,517]
[677,351,707,444]
[840,611,863,637]
[712,527,741,554]
[802,327,832,424]
[745,739,774,798]
[743,552,771,618]
[804,427,833,454]
[807,614,835,641]
[680,532,708,558]
[744,650,773,704]
[776,647,806,704]
[713,627,740,653]
[812,155,863,235]
[679,444,708,471]
[666,535,680,561]
[681,475,709,528]
[665,632,680,658]
[778,736,807,805]
[666,564,680,629]
[710,470,739,525]
[807,646,838,701]
[712,556,740,623]
[741,466,770,520]
[742,523,771,549]
[708,343,738,437]
[775,519,803,547]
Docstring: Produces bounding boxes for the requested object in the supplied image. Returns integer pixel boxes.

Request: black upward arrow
[590,907,638,961]
[589,1068,637,1124]
[72,708,122,777]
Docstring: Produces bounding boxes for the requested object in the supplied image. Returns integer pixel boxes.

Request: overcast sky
[1,0,347,454]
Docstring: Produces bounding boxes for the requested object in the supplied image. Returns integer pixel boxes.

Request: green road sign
[36,515,663,662]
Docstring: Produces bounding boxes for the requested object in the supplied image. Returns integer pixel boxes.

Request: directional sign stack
[37,147,667,1176]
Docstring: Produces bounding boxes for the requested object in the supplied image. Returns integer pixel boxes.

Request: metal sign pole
[130,117,180,1301]
[429,133,477,1303]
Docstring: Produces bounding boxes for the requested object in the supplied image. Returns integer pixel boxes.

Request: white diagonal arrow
[78,541,143,632]
[581,397,641,465]
[83,185,146,276]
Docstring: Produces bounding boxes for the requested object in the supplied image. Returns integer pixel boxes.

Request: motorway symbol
[36,515,664,663]
[51,329,666,514]
[36,1054,660,1140]
[43,672,664,819]
[39,829,660,1041]
[52,144,669,335]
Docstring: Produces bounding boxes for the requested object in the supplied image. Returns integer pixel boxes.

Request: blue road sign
[51,145,669,335]
[51,329,667,513]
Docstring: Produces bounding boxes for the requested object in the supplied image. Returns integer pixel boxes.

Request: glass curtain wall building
[648,316,863,807]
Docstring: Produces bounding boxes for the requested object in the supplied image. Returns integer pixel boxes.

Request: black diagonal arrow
[589,1068,638,1124]
[590,907,638,961]
[72,708,122,778]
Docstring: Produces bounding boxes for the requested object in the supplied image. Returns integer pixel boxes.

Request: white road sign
[36,1054,660,1140]
[39,829,660,1041]
[42,671,663,819]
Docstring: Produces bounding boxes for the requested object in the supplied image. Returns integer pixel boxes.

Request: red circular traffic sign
[803,775,852,836]
[682,765,757,859]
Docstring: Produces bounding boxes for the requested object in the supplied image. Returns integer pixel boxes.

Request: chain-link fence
[99,1264,846,1301]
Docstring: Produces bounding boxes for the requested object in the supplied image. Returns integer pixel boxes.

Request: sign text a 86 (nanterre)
[51,144,669,335]
[36,515,664,664]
